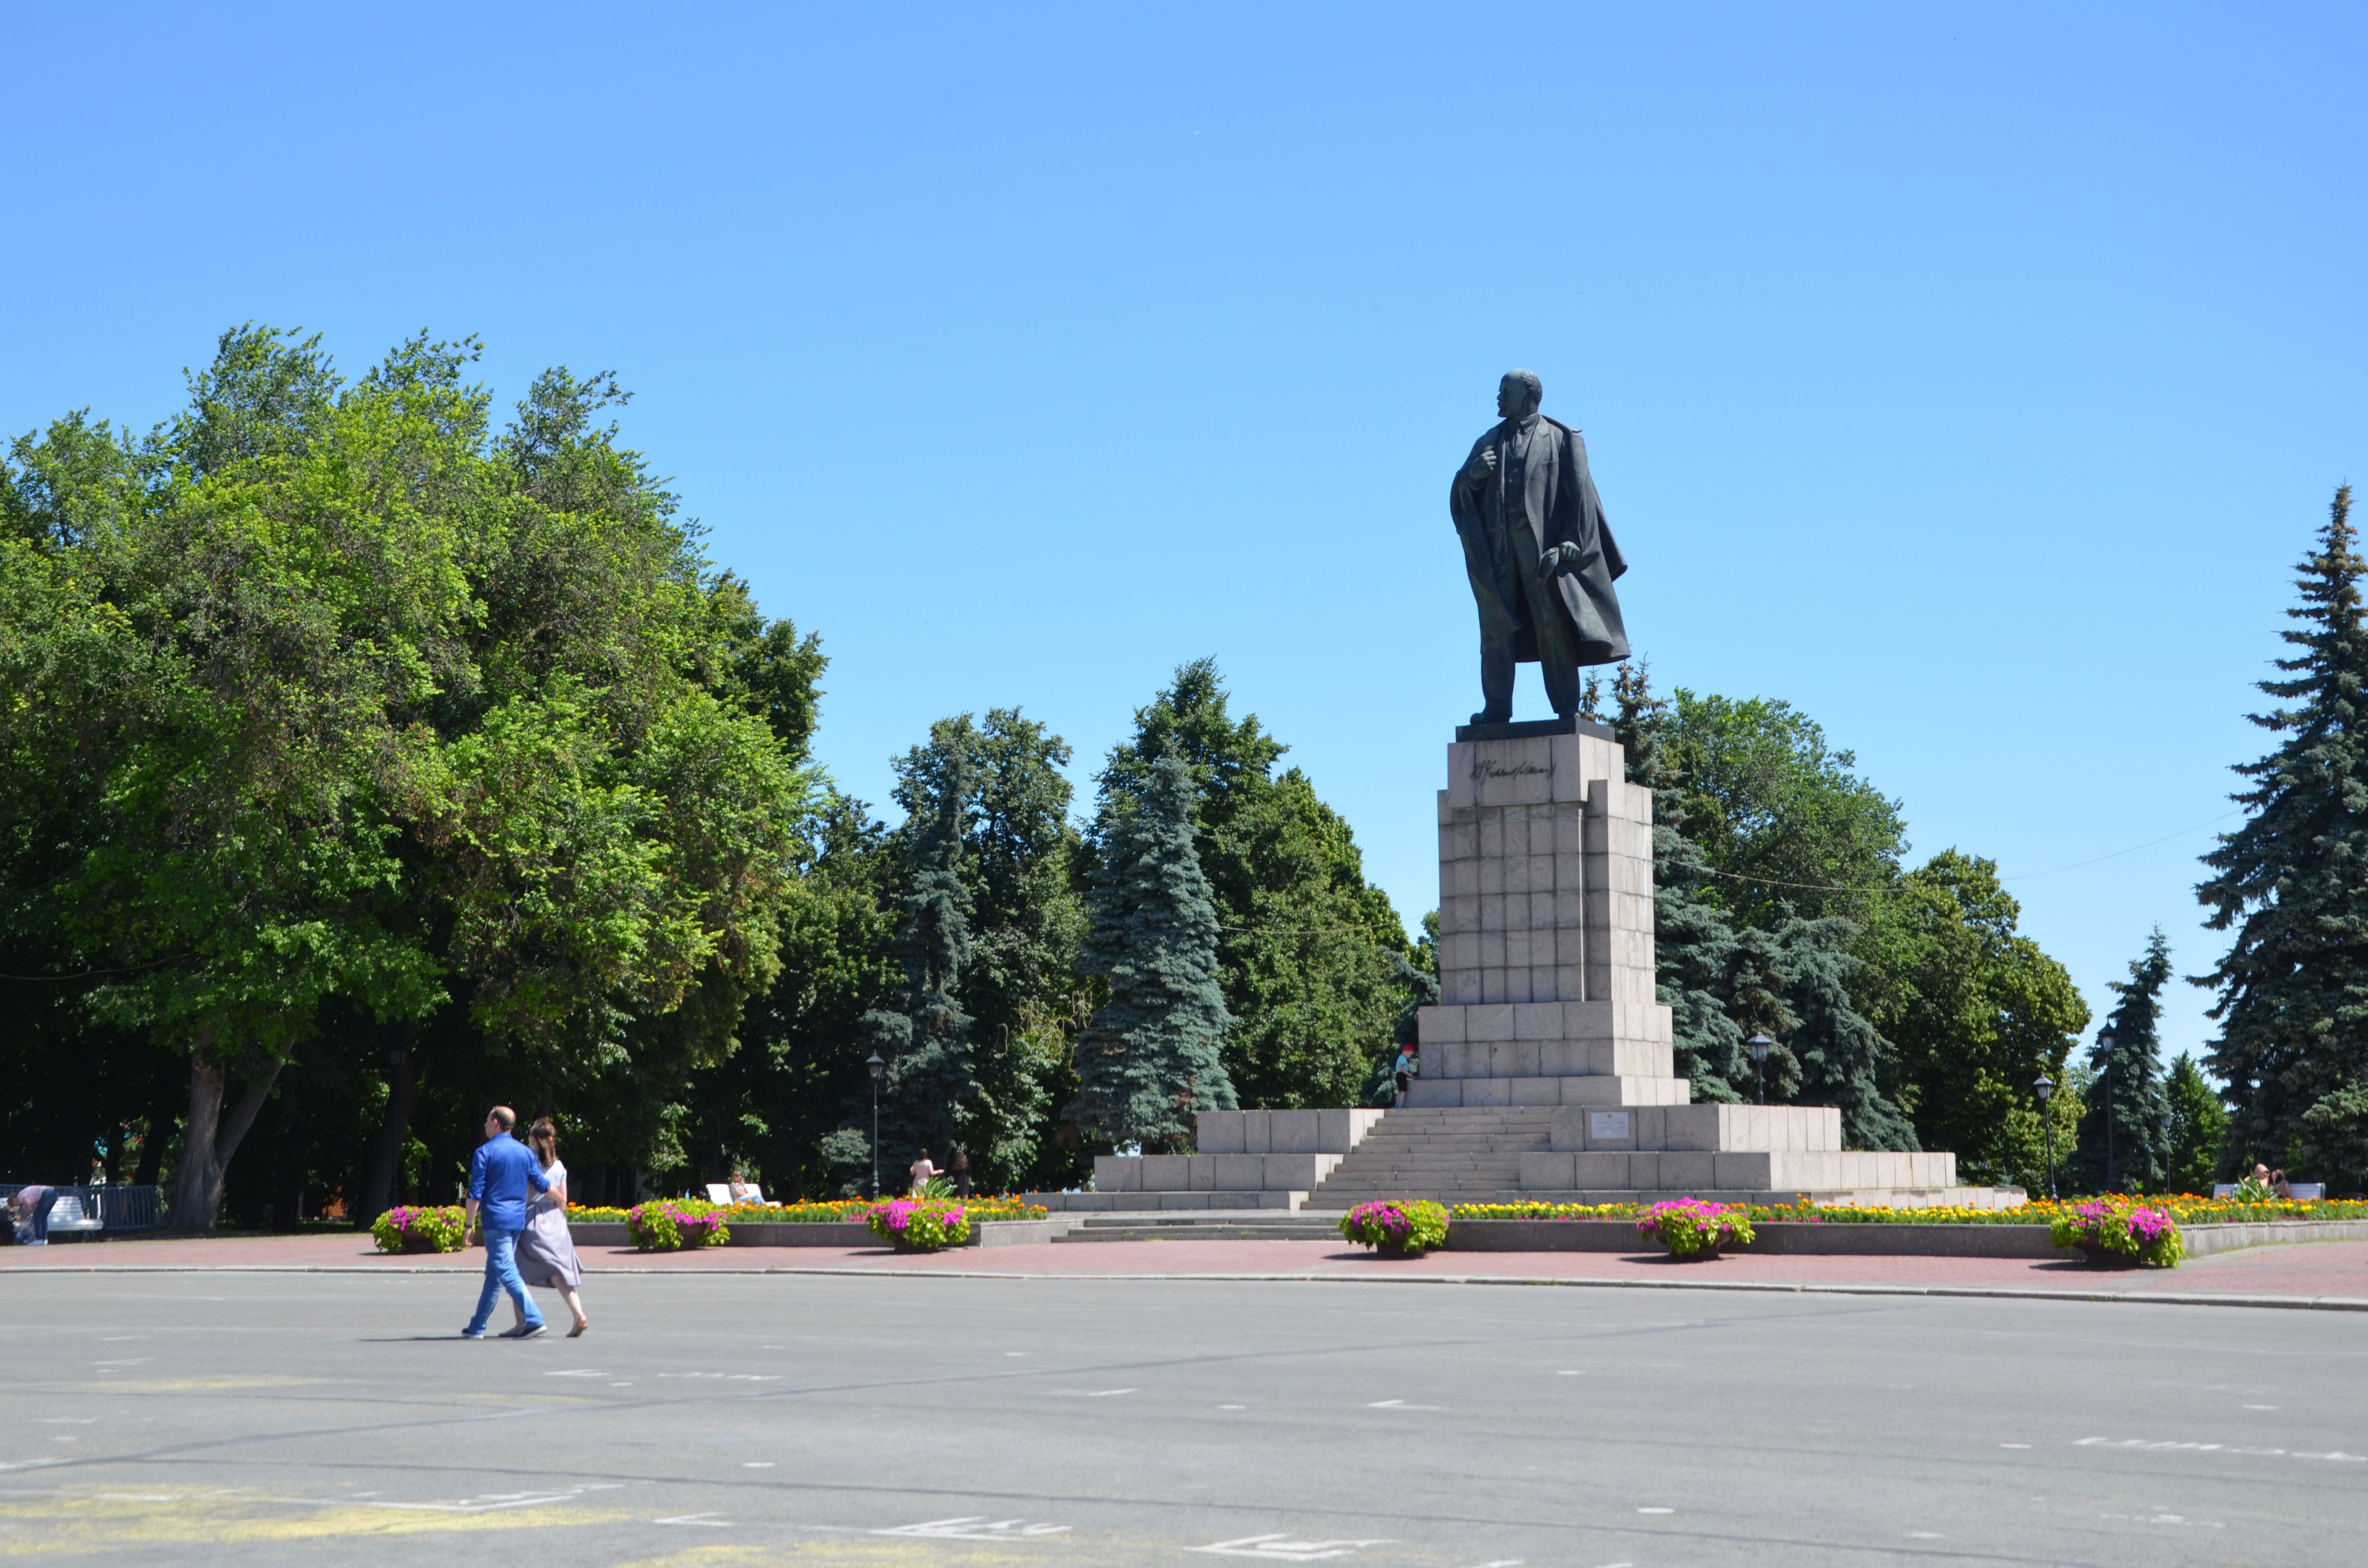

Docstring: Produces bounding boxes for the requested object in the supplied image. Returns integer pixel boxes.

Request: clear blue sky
[7,4,2364,1069]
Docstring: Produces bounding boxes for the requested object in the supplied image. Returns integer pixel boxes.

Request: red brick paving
[5,1229,2364,1304]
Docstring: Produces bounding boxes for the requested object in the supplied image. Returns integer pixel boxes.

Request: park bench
[705,1183,768,1204]
[2211,1182,2325,1200]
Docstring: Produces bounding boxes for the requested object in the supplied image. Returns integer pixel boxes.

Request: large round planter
[1375,1239,1428,1259]
[1662,1245,1724,1262]
[2074,1240,2145,1268]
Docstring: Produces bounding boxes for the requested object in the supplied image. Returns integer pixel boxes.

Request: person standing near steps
[462,1105,550,1340]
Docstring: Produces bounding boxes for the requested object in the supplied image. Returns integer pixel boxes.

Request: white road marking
[1046,1388,1136,1397]
[1220,1404,1246,1410]
[742,1462,774,1468]
[2243,1404,2276,1409]
[544,1369,605,1377]
[1189,1535,1391,1560]
[2077,1437,2365,1461]
[1998,1443,2031,1449]
[874,1517,1071,1539]
[1366,1399,1443,1410]
[1907,1532,1941,1539]
[1637,1507,1674,1514]
[654,1513,729,1527]
[1556,1370,1581,1375]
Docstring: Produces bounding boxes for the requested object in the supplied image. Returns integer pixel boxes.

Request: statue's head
[1497,369,1543,419]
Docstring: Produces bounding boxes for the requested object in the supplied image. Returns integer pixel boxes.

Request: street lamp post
[1746,1032,1774,1107]
[2097,1025,2118,1192]
[2034,1073,2057,1200]
[866,1053,886,1200]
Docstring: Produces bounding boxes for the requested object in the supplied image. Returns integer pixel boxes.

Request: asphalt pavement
[1,1268,2362,1565]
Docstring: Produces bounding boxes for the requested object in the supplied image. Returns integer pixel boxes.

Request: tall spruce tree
[1071,748,1237,1152]
[1777,912,1920,1150]
[2198,486,2368,1186]
[1613,663,1745,1100]
[2165,1052,2228,1194]
[860,720,981,1169]
[2070,928,2175,1192]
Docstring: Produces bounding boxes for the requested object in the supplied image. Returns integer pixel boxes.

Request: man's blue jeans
[467,1225,544,1333]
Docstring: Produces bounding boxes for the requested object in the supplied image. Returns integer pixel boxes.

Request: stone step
[1056,1214,1344,1242]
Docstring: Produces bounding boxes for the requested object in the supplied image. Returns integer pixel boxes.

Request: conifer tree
[2070,928,2175,1192]
[2198,486,2368,1183]
[1071,748,1237,1152]
[1778,912,1921,1149]
[861,721,980,1166]
[2164,1052,2228,1194]
[1614,662,1744,1100]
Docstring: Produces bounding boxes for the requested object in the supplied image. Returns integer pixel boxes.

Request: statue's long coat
[1449,416,1630,667]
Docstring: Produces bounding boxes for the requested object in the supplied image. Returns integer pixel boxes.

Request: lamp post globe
[2033,1074,2057,1200]
[1745,1032,1774,1107]
[865,1053,886,1201]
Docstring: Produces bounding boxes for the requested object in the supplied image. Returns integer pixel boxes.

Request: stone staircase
[1310,1107,1555,1207]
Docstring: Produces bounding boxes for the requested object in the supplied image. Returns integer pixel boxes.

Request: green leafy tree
[1660,689,1907,928]
[1072,749,1237,1152]
[2197,486,2368,1188]
[1100,661,1410,1109]
[1862,851,2089,1188]
[2,329,807,1225]
[1614,665,1909,1143]
[2165,1052,2229,1194]
[2069,928,2175,1193]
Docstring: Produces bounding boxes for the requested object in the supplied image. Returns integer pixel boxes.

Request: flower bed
[865,1199,971,1250]
[628,1200,731,1251]
[1636,1198,1754,1258]
[2049,1195,2183,1267]
[569,1197,1048,1225]
[1338,1200,1449,1256]
[370,1204,466,1254]
[1455,1195,2368,1227]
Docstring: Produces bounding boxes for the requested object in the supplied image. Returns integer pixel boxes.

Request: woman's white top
[532,1158,567,1213]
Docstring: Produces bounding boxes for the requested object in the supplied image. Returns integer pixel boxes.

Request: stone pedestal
[1411,719,1688,1108]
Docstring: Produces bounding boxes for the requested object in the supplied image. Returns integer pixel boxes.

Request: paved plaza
[2,1258,2365,1565]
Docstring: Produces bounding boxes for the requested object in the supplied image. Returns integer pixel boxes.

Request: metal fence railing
[1,1183,163,1234]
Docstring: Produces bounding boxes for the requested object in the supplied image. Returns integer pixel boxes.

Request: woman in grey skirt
[511,1117,589,1336]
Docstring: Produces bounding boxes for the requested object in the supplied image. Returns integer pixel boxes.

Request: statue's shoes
[1468,710,1512,726]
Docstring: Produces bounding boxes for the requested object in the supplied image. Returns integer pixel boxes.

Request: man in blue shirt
[462,1105,552,1339]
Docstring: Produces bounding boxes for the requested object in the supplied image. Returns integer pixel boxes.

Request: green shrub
[370,1205,466,1254]
[1339,1200,1449,1251]
[627,1200,730,1251]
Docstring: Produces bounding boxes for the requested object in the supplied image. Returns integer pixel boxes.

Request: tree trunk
[169,1036,285,1231]
[356,1024,419,1227]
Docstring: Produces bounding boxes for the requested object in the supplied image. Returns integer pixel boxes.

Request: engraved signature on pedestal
[1470,759,1550,780]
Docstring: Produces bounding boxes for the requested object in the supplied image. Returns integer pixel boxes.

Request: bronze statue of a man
[1449,369,1630,723]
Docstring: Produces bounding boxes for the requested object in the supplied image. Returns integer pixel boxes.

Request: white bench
[2212,1182,2325,1200]
[14,1193,104,1240]
[704,1184,767,1205]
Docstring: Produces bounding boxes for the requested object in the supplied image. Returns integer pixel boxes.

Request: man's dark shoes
[1469,709,1512,726]
[499,1323,547,1340]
